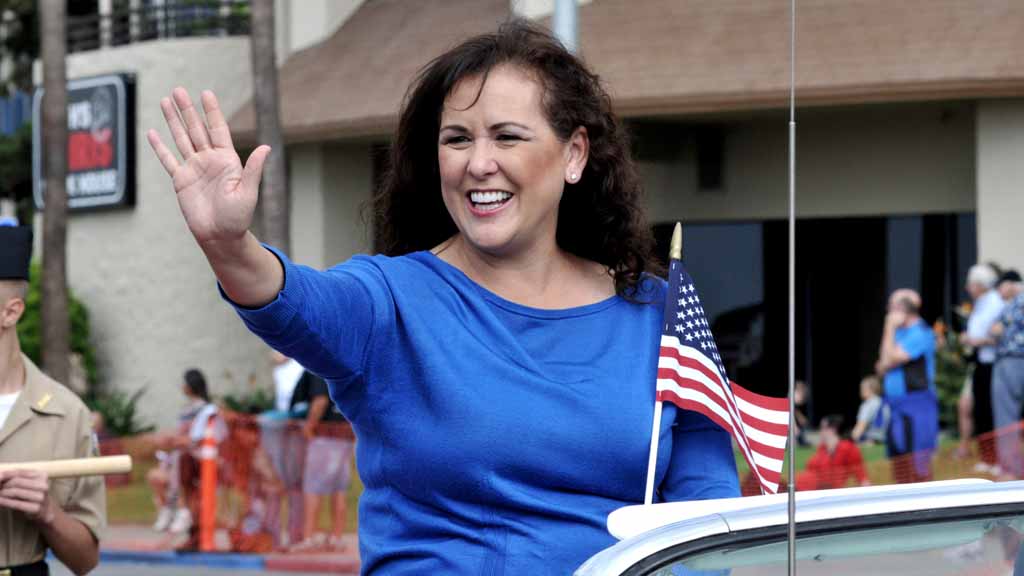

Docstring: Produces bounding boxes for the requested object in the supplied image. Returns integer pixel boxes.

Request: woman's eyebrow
[490,121,531,132]
[439,124,469,133]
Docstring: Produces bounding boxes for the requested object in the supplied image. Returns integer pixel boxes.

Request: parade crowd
[792,264,1024,492]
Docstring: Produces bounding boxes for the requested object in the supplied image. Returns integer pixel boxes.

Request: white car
[577,480,1024,575]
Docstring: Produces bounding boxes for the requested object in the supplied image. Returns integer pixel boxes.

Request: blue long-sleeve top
[230,247,740,575]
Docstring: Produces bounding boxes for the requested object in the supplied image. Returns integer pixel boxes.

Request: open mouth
[467,190,514,214]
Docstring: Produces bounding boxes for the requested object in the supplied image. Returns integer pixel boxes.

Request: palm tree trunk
[250,0,289,255]
[39,0,70,385]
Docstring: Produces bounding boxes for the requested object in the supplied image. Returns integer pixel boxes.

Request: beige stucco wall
[45,37,272,428]
[288,142,374,270]
[511,0,593,19]
[275,0,363,63]
[976,99,1024,274]
[289,144,328,268]
[322,142,375,265]
[643,101,976,223]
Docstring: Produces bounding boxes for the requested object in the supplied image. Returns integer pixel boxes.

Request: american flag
[657,258,790,494]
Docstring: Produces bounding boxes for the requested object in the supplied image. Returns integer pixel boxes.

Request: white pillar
[976,99,1024,274]
[552,0,578,53]
[99,0,113,47]
[128,0,142,43]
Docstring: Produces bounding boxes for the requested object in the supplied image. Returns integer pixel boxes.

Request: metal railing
[67,1,250,54]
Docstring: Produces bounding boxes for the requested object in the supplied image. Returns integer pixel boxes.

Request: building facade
[38,0,1024,426]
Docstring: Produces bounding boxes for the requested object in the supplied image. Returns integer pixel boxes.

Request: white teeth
[469,191,512,204]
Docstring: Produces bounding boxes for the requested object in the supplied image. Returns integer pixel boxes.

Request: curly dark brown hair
[373,19,661,297]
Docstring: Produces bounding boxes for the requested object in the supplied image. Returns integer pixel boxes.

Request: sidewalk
[102,524,361,574]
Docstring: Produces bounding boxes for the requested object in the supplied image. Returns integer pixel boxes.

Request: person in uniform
[0,224,105,576]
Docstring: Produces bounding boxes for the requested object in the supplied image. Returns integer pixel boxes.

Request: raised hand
[147,88,271,246]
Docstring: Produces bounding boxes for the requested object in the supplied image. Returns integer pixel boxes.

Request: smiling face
[437,65,587,258]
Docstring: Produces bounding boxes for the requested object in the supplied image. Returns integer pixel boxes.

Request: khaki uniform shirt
[0,354,105,566]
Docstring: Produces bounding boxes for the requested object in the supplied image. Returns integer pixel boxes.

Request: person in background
[875,288,938,483]
[991,270,1024,477]
[156,369,222,551]
[957,263,1005,471]
[796,415,870,490]
[287,371,354,552]
[851,375,887,444]
[270,350,304,414]
[147,369,213,534]
[259,351,307,547]
[794,380,811,447]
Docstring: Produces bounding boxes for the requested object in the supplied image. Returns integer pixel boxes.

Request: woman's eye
[442,135,470,146]
[496,134,522,142]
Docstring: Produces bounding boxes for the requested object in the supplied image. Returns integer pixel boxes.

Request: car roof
[577,480,1024,576]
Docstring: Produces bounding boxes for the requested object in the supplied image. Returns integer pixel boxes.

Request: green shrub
[220,387,275,415]
[16,262,98,387]
[85,387,156,437]
[934,322,968,432]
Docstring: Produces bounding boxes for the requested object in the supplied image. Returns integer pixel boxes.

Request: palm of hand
[173,147,252,244]
[147,87,270,246]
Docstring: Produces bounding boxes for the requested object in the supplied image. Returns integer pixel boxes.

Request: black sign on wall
[33,73,136,210]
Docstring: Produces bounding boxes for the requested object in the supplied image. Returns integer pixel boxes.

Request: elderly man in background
[875,288,938,484]
[958,264,1006,471]
[992,271,1024,478]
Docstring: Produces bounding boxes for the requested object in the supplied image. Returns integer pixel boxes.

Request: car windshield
[648,513,1024,576]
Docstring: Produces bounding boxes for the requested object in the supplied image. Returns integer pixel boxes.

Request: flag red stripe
[659,346,722,391]
[658,346,749,432]
[656,378,785,461]
[655,381,782,467]
[658,345,788,435]
[745,435,786,462]
[659,391,765,476]
[731,381,791,412]
[656,361,789,437]
[660,391,782,488]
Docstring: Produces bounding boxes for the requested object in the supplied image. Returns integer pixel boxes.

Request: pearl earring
[569,173,578,181]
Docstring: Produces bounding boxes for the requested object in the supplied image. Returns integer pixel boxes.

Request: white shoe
[168,508,193,534]
[972,462,994,474]
[152,506,174,532]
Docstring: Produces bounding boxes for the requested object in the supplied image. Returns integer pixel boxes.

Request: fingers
[201,90,235,150]
[0,495,39,514]
[160,96,194,160]
[0,471,47,514]
[0,485,45,503]
[0,470,48,489]
[147,129,180,176]
[242,145,272,194]
[0,469,47,483]
[172,87,212,153]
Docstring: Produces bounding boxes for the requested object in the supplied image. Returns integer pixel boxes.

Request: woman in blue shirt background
[148,19,739,575]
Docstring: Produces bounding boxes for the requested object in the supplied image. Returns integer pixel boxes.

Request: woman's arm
[149,88,387,379]
[659,410,740,502]
[850,419,868,443]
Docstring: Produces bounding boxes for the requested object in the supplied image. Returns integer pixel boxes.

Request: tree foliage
[0,0,40,93]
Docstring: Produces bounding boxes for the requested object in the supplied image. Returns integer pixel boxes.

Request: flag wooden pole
[644,222,683,505]
[643,401,663,505]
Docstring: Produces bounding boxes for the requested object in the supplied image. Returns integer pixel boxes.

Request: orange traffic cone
[198,415,219,552]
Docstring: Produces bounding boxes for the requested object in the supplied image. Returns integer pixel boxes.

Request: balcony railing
[67,1,251,55]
